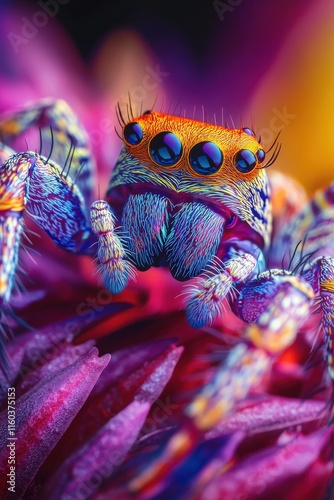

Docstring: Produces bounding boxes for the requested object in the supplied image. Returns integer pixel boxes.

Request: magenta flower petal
[42,343,183,476]
[43,400,151,499]
[0,320,93,401]
[134,344,184,403]
[15,340,96,397]
[0,347,110,497]
[207,396,328,438]
[198,426,334,500]
[42,344,183,498]
[0,327,73,404]
[93,337,179,391]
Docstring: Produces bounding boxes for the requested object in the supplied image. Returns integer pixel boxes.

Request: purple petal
[0,347,110,497]
[42,345,183,497]
[0,320,90,405]
[43,400,151,499]
[15,340,95,397]
[198,426,334,500]
[0,327,73,405]
[48,342,183,465]
[206,396,328,438]
[92,337,179,393]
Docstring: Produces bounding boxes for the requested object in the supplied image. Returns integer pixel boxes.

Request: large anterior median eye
[234,149,257,173]
[123,122,143,145]
[149,132,182,166]
[189,141,223,175]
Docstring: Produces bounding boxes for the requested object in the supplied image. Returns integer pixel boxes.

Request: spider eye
[123,122,143,145]
[243,127,256,137]
[257,149,265,163]
[234,149,257,173]
[149,132,182,166]
[189,141,223,175]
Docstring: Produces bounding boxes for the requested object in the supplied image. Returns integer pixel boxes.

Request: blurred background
[1,0,334,192]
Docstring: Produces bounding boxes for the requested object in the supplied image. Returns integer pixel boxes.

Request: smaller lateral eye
[243,127,256,137]
[257,149,265,163]
[123,122,143,145]
[234,149,257,173]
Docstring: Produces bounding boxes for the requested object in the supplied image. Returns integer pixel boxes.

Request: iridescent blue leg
[237,269,314,353]
[185,249,258,328]
[0,152,92,303]
[270,182,334,380]
[0,98,95,207]
[0,98,97,304]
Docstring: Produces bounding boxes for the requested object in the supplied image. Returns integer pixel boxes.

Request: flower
[0,2,334,499]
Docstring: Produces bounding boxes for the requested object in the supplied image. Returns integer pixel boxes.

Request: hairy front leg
[185,249,258,328]
[91,200,134,294]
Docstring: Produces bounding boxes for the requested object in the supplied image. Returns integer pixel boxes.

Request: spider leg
[269,181,334,381]
[0,98,95,206]
[129,272,314,495]
[0,215,23,303]
[185,249,258,328]
[0,98,98,305]
[302,256,334,380]
[237,270,314,353]
[0,151,93,304]
[91,200,134,294]
[189,270,314,429]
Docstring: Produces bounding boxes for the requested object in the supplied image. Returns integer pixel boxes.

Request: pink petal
[206,396,328,438]
[15,340,95,397]
[93,337,179,391]
[44,400,151,499]
[48,342,183,466]
[198,426,334,500]
[0,347,110,497]
[0,318,95,402]
[42,345,183,497]
[0,327,74,404]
